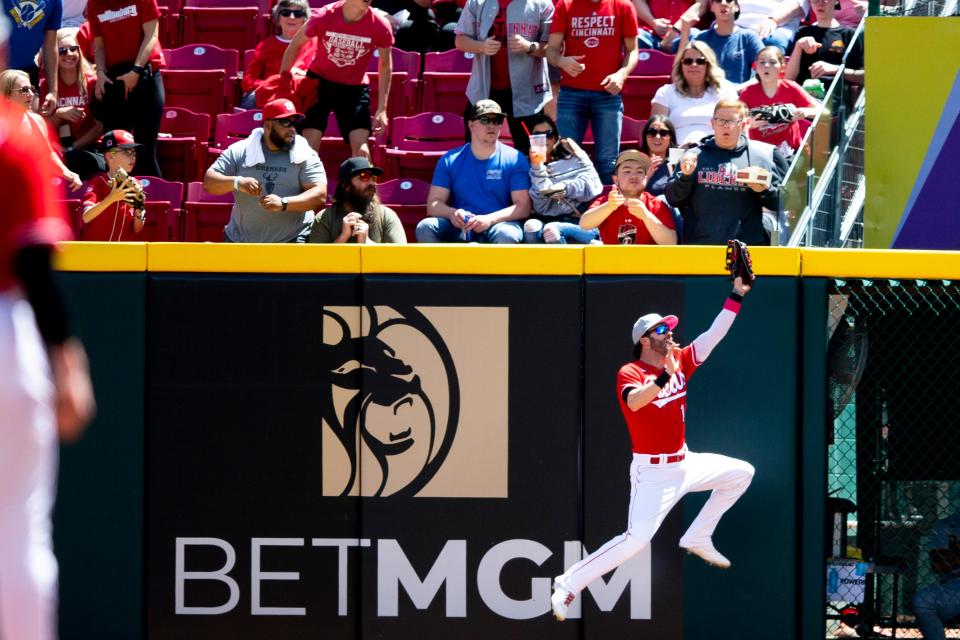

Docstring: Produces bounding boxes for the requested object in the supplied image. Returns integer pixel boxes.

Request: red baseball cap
[100,129,142,152]
[263,98,304,121]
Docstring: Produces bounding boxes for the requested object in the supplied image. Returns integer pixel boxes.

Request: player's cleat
[680,542,731,569]
[551,577,576,621]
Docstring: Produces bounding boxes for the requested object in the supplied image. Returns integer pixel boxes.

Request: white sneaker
[551,577,575,621]
[680,542,731,569]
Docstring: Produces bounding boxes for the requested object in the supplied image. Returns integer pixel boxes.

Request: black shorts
[301,74,372,144]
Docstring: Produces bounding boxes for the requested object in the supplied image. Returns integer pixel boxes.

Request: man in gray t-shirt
[203,99,328,243]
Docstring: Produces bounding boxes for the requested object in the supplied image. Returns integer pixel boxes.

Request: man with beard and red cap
[203,98,327,243]
[308,157,407,244]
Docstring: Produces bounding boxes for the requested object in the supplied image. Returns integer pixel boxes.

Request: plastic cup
[529,133,548,165]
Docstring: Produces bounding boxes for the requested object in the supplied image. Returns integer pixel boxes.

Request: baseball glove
[725,239,755,285]
[749,103,797,126]
[111,168,146,214]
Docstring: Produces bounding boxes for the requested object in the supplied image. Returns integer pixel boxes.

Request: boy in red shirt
[81,130,146,241]
[579,150,677,244]
[545,0,639,184]
[280,0,395,160]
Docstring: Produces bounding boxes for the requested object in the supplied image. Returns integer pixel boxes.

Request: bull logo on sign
[318,306,460,497]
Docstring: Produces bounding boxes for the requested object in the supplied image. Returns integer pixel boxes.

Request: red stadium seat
[634,50,674,75]
[164,44,241,110]
[365,71,409,130]
[377,178,431,242]
[579,116,645,160]
[319,115,365,183]
[182,181,233,242]
[420,49,474,114]
[161,68,227,119]
[207,109,264,163]
[157,107,212,183]
[381,111,463,182]
[136,176,184,241]
[622,76,669,121]
[367,47,422,115]
[181,7,261,55]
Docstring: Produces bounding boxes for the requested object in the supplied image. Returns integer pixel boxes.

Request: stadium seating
[157,107,212,182]
[377,178,431,242]
[381,111,464,182]
[161,68,228,119]
[136,177,184,241]
[182,181,234,242]
[420,49,473,114]
[207,109,264,163]
[164,44,242,110]
[578,116,645,160]
[180,5,261,54]
[368,47,422,115]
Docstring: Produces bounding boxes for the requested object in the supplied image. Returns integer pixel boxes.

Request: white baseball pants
[560,449,754,594]
[0,294,58,640]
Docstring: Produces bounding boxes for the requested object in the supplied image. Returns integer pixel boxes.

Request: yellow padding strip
[54,242,147,271]
[584,246,801,275]
[146,243,362,273]
[801,249,960,279]
[361,244,585,275]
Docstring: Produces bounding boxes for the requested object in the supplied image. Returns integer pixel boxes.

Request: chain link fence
[825,279,960,638]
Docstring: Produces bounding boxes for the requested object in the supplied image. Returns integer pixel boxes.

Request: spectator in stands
[454,0,553,154]
[739,46,819,158]
[280,0,394,159]
[203,98,328,243]
[634,0,697,50]
[62,0,86,27]
[685,0,803,52]
[688,0,763,84]
[523,114,603,244]
[913,512,960,640]
[797,0,865,28]
[5,0,61,116]
[42,28,103,181]
[580,150,677,244]
[0,69,82,190]
[416,99,530,243]
[80,129,146,241]
[545,0,639,185]
[650,41,737,146]
[88,0,166,177]
[241,0,316,110]
[639,114,678,196]
[308,157,407,243]
[784,0,864,86]
[374,0,456,53]
[665,99,787,245]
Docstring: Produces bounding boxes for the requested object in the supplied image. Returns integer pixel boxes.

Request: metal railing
[776,20,866,248]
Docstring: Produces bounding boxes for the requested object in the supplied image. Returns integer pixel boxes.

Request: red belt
[648,453,685,465]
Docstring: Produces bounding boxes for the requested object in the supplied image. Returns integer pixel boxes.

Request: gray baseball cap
[632,313,678,345]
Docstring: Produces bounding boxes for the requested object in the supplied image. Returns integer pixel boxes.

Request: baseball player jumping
[0,24,96,639]
[551,277,755,621]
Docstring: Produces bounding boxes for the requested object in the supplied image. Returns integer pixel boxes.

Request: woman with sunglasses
[0,70,82,191]
[639,114,678,196]
[522,114,602,244]
[738,46,818,157]
[241,0,316,109]
[650,41,736,146]
[40,29,104,181]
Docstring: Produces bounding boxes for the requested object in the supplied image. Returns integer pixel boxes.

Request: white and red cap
[100,129,142,152]
[263,98,304,121]
[632,313,679,344]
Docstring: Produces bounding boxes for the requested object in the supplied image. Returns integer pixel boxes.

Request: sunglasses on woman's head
[682,56,707,66]
[58,45,80,56]
[279,8,307,17]
[646,128,671,138]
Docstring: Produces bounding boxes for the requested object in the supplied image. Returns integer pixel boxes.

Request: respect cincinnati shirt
[550,0,638,92]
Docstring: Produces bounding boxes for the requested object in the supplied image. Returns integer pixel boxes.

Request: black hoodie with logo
[665,134,788,246]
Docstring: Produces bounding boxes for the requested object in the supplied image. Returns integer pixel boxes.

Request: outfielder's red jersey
[617,344,700,454]
[0,106,72,293]
[81,174,138,242]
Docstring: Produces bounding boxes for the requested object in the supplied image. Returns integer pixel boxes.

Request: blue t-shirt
[6,0,63,69]
[694,27,763,84]
[432,142,531,215]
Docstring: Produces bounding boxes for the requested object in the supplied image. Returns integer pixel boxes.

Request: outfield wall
[53,245,960,640]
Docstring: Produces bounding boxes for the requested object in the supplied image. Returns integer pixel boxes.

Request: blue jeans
[556,87,623,185]
[415,217,523,243]
[913,579,960,640]
[523,218,599,244]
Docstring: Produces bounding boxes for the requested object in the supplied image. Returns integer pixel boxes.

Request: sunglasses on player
[645,324,670,337]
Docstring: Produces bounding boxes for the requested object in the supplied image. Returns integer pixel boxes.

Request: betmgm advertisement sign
[146,275,681,639]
